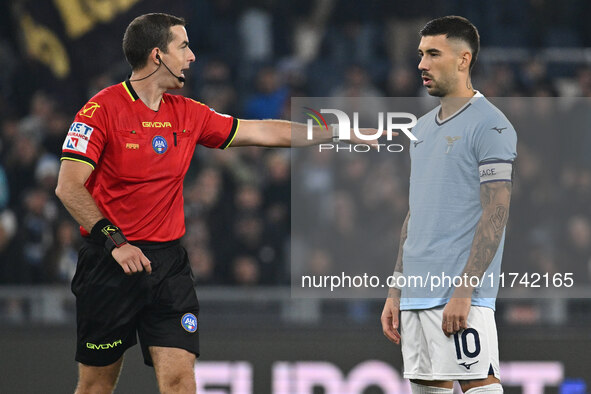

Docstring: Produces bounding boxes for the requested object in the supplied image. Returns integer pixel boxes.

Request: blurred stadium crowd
[1,0,591,295]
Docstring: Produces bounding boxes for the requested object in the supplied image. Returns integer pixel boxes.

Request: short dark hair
[123,13,185,70]
[420,16,480,72]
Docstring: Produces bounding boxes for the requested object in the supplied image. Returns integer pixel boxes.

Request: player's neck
[128,75,166,111]
[439,87,476,120]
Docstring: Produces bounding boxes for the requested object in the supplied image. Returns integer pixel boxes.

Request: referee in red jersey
[56,12,383,394]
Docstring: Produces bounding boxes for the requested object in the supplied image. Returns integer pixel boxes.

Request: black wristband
[90,218,112,242]
[90,218,128,253]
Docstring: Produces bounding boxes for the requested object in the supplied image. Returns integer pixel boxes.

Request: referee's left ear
[149,48,160,65]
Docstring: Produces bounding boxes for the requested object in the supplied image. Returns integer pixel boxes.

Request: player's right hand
[111,243,152,275]
[381,297,401,345]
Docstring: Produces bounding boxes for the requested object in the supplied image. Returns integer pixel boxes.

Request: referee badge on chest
[181,313,198,333]
[152,136,168,154]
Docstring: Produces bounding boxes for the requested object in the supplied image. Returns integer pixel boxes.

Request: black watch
[102,225,128,253]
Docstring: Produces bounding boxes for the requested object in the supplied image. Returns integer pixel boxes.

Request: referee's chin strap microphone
[129,53,185,83]
[156,53,185,83]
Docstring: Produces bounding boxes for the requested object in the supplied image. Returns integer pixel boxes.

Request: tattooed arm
[441,181,512,336]
[389,210,410,298]
[462,181,512,282]
[381,211,410,345]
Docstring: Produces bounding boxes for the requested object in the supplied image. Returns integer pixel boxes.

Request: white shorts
[401,305,500,381]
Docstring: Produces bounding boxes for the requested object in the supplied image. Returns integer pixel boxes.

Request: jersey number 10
[453,328,481,359]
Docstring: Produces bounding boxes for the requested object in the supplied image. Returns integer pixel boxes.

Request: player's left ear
[458,50,472,72]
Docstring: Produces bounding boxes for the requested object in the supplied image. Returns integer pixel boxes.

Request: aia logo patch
[181,313,198,333]
[152,136,167,154]
[79,102,100,118]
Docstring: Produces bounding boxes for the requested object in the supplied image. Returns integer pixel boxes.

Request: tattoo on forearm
[463,182,512,279]
[489,205,507,234]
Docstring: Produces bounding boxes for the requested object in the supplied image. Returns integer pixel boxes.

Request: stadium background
[1,0,591,393]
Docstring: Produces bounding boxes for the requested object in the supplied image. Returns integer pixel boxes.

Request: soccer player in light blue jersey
[381,16,516,393]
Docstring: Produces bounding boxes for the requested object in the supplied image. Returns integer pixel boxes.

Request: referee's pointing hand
[112,244,152,275]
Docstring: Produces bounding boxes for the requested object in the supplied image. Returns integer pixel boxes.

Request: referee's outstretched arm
[230,119,390,148]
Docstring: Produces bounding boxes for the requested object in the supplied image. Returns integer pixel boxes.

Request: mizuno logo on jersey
[445,136,461,153]
[142,121,172,128]
[413,140,424,147]
[491,126,507,134]
[458,360,479,370]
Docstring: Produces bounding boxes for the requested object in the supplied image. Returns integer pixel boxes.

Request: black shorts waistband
[132,239,181,250]
[83,237,181,250]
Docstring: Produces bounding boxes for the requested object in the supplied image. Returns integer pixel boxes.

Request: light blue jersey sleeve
[473,111,517,165]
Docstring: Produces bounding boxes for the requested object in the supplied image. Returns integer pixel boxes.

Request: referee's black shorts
[71,238,199,367]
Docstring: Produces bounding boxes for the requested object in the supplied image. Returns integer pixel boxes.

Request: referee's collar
[122,78,139,102]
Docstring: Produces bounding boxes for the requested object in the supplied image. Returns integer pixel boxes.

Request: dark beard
[428,87,445,97]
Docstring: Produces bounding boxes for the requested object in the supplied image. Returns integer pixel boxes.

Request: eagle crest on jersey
[445,136,461,153]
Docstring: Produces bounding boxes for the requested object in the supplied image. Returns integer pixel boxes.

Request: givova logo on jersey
[63,122,94,153]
